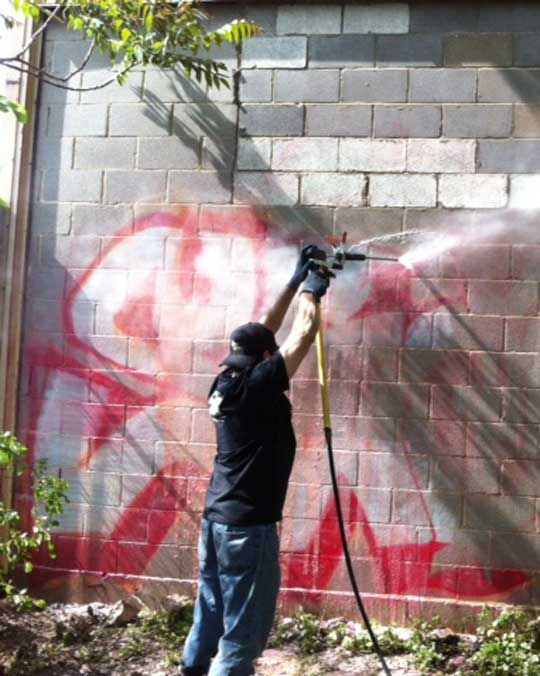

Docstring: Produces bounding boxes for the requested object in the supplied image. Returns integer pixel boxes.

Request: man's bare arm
[279,293,320,379]
[259,286,297,334]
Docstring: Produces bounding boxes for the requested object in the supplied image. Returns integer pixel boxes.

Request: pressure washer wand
[315,304,392,676]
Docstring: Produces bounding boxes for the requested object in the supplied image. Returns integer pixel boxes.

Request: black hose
[324,426,392,676]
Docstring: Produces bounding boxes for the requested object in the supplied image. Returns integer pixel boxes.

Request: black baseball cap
[220,322,279,369]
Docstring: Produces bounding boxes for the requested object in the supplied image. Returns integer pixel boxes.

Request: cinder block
[469,280,538,316]
[128,337,193,374]
[201,136,235,172]
[144,69,210,103]
[334,207,403,240]
[277,5,342,34]
[105,170,167,204]
[505,389,540,424]
[478,5,540,32]
[100,236,164,270]
[445,34,512,67]
[122,474,187,511]
[512,245,540,282]
[61,402,125,438]
[26,268,66,301]
[443,104,512,138]
[514,105,540,138]
[35,137,74,171]
[172,103,236,136]
[237,138,271,170]
[192,340,229,375]
[376,34,443,67]
[509,176,540,208]
[397,419,466,456]
[309,35,374,67]
[283,483,321,521]
[407,140,475,173]
[393,491,461,529]
[471,353,539,388]
[138,137,199,170]
[301,173,366,207]
[81,70,144,103]
[491,533,540,569]
[292,379,358,416]
[272,138,338,171]
[46,22,83,41]
[431,386,503,422]
[42,170,102,203]
[409,69,476,103]
[479,140,540,172]
[410,3,478,32]
[50,40,109,76]
[374,105,441,138]
[439,175,507,209]
[234,172,299,206]
[400,349,469,385]
[110,103,171,136]
[501,460,540,496]
[275,70,340,103]
[74,138,136,169]
[515,34,540,67]
[364,347,398,381]
[439,244,510,280]
[478,69,540,103]
[464,495,535,532]
[431,457,499,494]
[63,470,122,506]
[239,104,304,136]
[160,305,226,340]
[340,139,406,172]
[466,421,539,459]
[361,382,429,418]
[242,37,307,69]
[506,317,539,352]
[31,202,71,235]
[306,104,372,137]
[433,314,504,351]
[245,6,277,35]
[239,70,273,103]
[342,69,407,103]
[359,452,429,489]
[370,174,436,208]
[344,4,410,34]
[168,171,231,204]
[156,374,214,408]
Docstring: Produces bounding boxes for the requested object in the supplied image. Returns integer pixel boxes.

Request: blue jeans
[183,519,281,676]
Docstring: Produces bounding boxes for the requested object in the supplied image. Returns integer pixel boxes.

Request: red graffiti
[20,208,531,610]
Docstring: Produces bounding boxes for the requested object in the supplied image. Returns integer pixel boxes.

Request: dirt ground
[0,600,448,676]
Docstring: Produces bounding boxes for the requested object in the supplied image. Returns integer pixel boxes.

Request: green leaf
[0,199,7,209]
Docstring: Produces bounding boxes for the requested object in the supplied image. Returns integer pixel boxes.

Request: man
[182,245,331,676]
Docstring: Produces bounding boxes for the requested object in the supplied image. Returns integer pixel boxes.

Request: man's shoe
[182,664,210,676]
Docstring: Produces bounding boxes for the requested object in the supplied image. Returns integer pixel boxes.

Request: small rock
[105,600,140,627]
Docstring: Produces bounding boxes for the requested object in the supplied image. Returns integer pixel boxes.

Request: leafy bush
[0,431,69,610]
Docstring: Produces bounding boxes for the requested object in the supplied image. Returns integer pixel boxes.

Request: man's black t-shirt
[203,352,296,526]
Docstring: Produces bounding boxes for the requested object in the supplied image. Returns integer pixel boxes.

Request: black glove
[300,267,333,302]
[287,244,327,291]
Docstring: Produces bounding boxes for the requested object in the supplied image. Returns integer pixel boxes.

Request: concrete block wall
[17,2,540,623]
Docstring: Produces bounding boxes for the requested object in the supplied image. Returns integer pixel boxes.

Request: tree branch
[12,4,63,60]
[1,59,133,92]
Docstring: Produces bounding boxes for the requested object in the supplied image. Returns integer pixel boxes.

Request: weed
[270,612,407,658]
[463,609,540,676]
[138,602,194,649]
